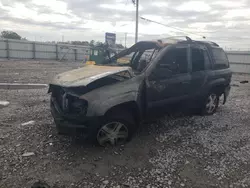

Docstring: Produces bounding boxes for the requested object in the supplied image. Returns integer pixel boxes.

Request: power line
[140,16,206,39]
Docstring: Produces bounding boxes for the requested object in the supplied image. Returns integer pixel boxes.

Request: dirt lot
[0,60,250,188]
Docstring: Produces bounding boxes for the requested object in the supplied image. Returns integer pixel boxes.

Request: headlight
[67,95,88,115]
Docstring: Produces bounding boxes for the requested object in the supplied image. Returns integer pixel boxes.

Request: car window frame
[211,47,229,69]
[154,44,191,77]
[190,44,214,71]
[191,45,212,72]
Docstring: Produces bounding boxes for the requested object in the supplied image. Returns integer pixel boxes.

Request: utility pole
[135,0,139,43]
[125,33,127,48]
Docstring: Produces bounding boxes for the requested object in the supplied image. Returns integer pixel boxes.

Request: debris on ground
[240,80,249,84]
[0,100,10,106]
[22,152,35,157]
[21,120,35,126]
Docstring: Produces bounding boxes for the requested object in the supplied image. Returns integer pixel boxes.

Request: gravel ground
[0,60,83,84]
[0,60,250,188]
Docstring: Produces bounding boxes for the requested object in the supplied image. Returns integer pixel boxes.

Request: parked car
[48,37,232,146]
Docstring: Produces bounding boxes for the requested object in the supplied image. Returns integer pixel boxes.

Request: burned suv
[49,37,232,146]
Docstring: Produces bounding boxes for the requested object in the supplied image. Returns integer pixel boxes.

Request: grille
[50,85,88,115]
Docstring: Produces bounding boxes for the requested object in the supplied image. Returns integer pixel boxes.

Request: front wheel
[201,92,219,115]
[96,120,131,146]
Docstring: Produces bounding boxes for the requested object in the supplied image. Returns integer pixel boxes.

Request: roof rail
[160,36,192,41]
[156,36,193,45]
[210,41,219,47]
[199,41,219,47]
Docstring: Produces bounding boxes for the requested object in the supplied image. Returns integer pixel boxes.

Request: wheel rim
[206,94,218,113]
[97,122,128,146]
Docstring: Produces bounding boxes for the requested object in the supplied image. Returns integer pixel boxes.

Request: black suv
[49,37,232,146]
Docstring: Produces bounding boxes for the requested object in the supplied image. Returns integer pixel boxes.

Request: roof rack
[155,36,220,47]
[205,41,219,47]
[155,36,193,45]
[160,36,192,42]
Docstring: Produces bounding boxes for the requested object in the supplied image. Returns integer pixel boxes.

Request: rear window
[212,48,229,69]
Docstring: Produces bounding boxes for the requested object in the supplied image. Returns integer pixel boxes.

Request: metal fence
[0,39,90,61]
[226,51,250,74]
[0,39,249,74]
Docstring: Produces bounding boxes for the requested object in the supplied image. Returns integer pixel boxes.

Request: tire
[201,92,219,115]
[94,110,136,146]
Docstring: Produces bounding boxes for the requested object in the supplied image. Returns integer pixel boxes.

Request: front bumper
[50,97,101,136]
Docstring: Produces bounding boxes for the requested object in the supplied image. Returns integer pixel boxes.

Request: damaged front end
[48,67,134,136]
[49,85,88,118]
[49,70,132,116]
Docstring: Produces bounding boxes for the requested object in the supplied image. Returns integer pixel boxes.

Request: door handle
[181,81,190,84]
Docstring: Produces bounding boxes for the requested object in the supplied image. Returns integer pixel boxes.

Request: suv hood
[51,65,133,87]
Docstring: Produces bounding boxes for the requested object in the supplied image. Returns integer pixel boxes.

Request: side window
[159,48,188,74]
[212,48,229,69]
[191,48,205,72]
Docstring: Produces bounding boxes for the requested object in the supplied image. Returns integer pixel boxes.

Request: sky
[1,0,250,49]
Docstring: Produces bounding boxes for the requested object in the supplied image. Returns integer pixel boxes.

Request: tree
[71,41,89,46]
[95,41,104,47]
[90,40,95,47]
[1,30,22,40]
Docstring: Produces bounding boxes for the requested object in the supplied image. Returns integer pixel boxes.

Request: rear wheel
[201,92,219,115]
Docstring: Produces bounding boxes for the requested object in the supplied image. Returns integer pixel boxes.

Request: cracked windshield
[0,0,250,187]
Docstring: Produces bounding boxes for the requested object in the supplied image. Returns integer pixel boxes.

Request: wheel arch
[207,78,228,95]
[104,101,141,124]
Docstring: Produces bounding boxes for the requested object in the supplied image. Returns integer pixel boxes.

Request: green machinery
[86,46,117,65]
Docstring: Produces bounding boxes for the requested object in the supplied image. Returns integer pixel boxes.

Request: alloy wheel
[205,94,218,114]
[97,122,129,146]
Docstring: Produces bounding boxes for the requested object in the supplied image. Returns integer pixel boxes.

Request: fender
[207,78,227,90]
[86,91,139,116]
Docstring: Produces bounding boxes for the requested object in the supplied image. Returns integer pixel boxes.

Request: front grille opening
[67,95,88,115]
[50,85,88,116]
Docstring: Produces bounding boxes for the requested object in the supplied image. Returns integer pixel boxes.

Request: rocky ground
[0,60,250,188]
[0,59,83,84]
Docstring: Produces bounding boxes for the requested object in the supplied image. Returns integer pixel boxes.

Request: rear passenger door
[190,45,211,96]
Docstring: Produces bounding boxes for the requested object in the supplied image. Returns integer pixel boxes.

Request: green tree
[90,40,95,47]
[1,30,22,40]
[95,41,104,47]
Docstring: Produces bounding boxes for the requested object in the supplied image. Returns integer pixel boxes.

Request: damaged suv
[49,37,232,146]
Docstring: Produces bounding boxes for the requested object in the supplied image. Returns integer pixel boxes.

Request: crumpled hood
[51,65,133,87]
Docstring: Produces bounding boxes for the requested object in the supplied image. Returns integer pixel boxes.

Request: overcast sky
[1,0,250,49]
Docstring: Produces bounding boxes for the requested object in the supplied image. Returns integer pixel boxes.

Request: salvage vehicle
[48,37,232,146]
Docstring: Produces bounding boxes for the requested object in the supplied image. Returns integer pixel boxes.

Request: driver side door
[147,45,192,108]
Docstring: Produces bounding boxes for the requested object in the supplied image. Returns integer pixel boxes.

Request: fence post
[55,44,58,60]
[74,49,77,61]
[6,39,9,59]
[32,42,36,59]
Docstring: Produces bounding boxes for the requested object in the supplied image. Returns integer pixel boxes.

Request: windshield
[101,47,160,73]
